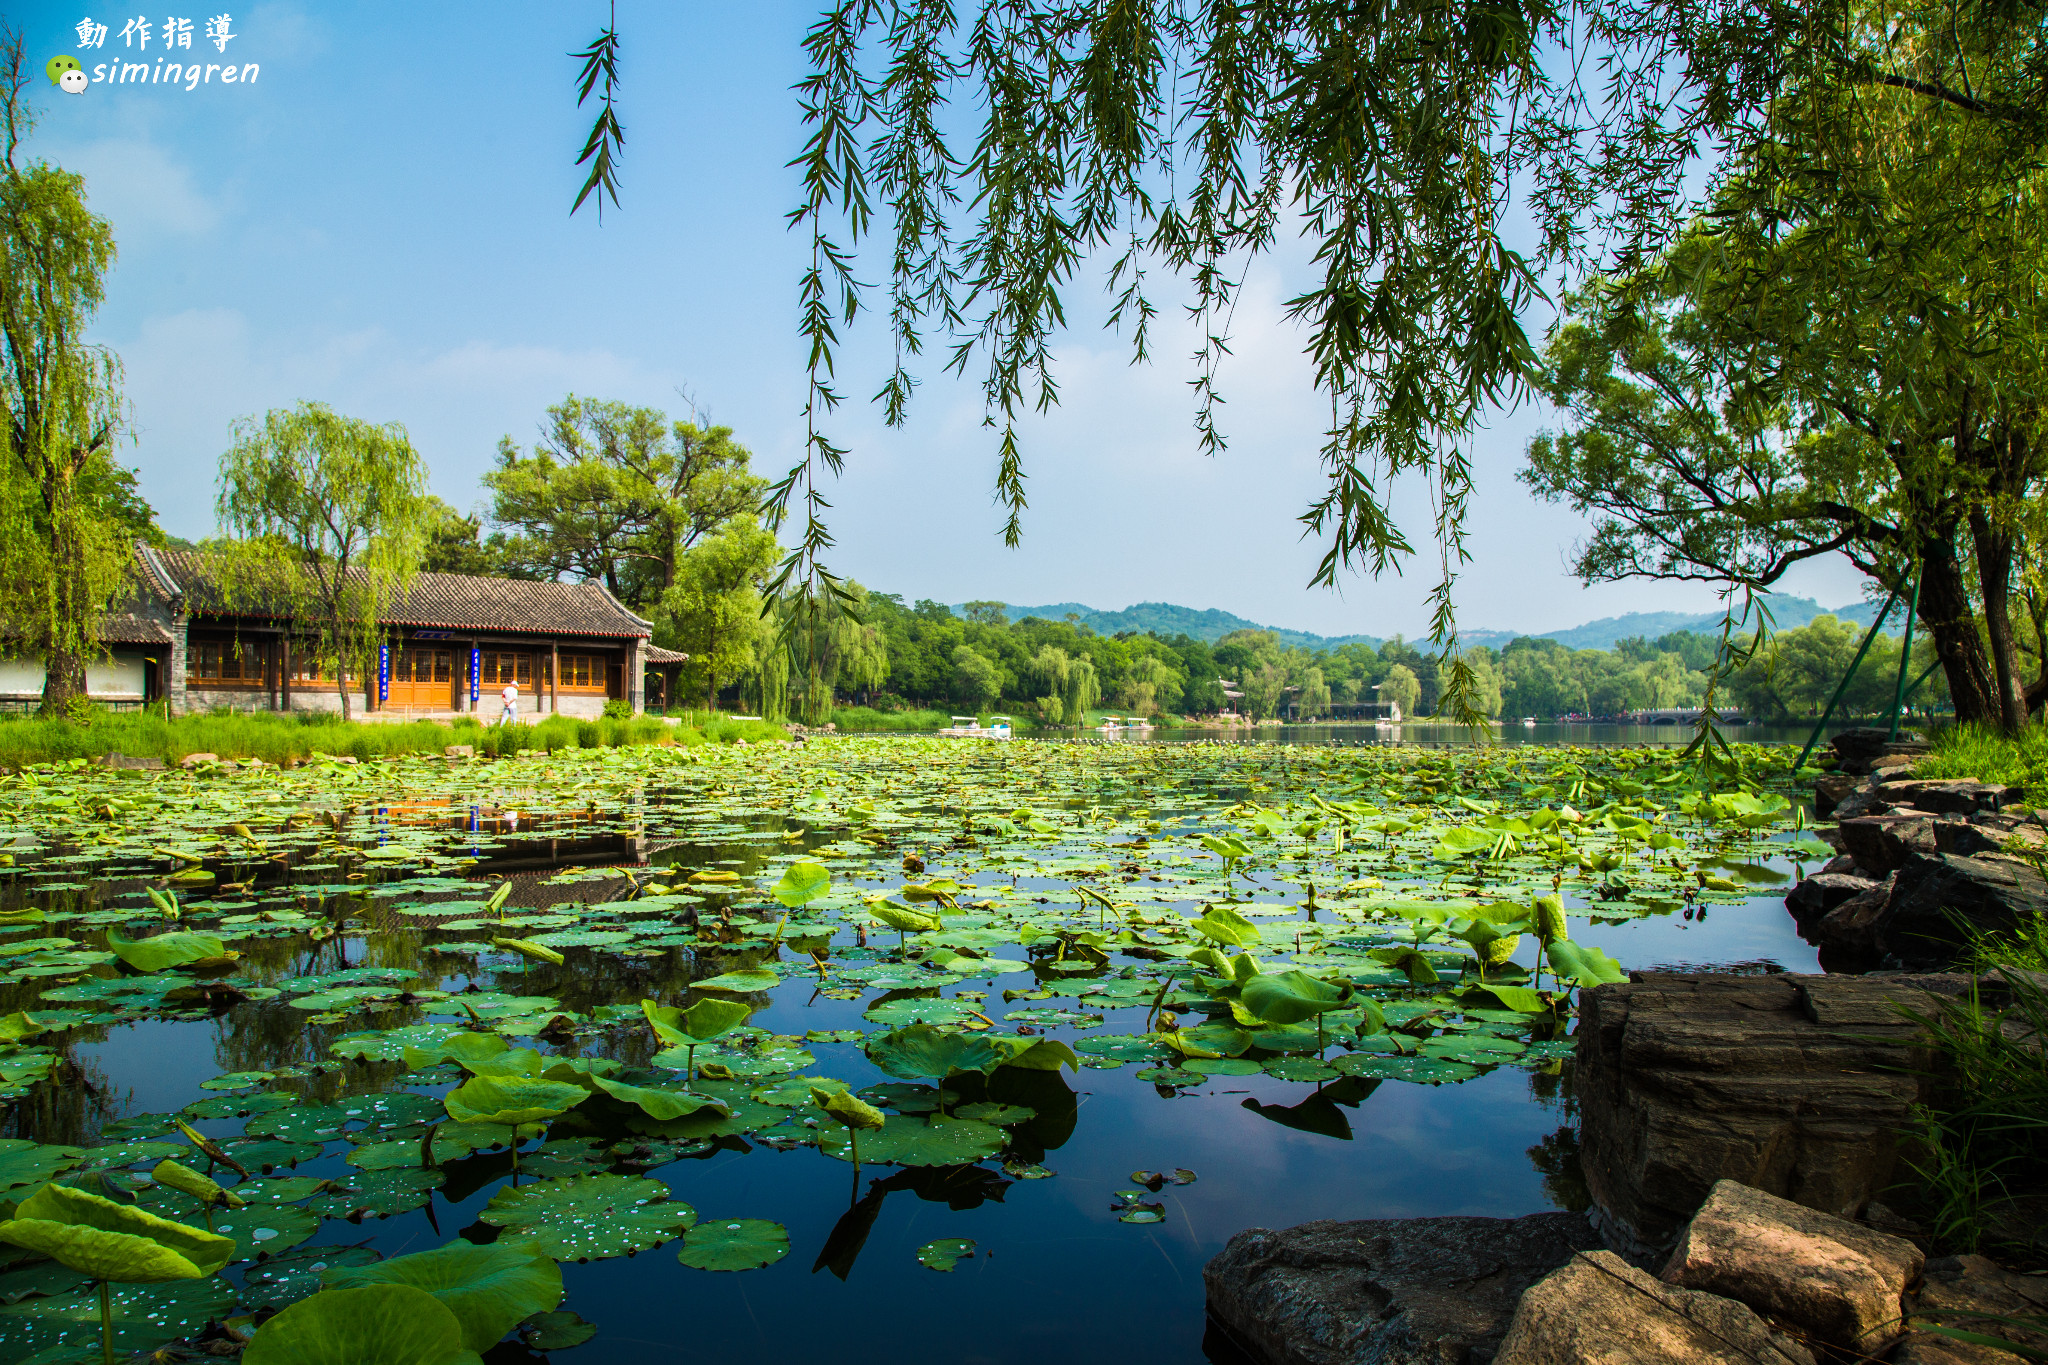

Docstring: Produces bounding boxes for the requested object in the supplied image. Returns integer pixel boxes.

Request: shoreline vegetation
[0,708,790,767]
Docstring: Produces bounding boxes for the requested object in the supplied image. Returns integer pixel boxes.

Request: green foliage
[214,402,431,722]
[0,1181,233,1282]
[0,43,150,713]
[485,396,762,612]
[241,1283,484,1365]
[322,1239,561,1355]
[1918,724,2048,804]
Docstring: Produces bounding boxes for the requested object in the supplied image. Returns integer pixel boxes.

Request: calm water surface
[13,733,1834,1365]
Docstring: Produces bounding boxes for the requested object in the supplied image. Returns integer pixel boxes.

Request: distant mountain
[955,601,1382,652]
[945,593,1893,655]
[1470,595,1889,652]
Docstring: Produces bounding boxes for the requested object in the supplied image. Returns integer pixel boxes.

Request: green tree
[660,516,779,709]
[961,601,1007,626]
[1296,666,1332,719]
[1380,665,1421,720]
[215,402,429,721]
[486,396,763,610]
[0,41,151,713]
[952,644,1000,711]
[418,496,497,575]
[1064,655,1102,726]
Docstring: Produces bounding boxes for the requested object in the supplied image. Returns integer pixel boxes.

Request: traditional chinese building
[1,544,670,718]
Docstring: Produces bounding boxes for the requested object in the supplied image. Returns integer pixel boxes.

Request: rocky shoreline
[1204,730,2047,1364]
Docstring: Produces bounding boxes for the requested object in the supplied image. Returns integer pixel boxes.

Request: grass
[1897,913,2048,1261]
[828,706,956,732]
[1917,722,2048,803]
[0,706,786,767]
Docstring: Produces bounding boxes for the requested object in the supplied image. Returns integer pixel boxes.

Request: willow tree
[0,35,148,714]
[215,403,429,720]
[559,0,2048,718]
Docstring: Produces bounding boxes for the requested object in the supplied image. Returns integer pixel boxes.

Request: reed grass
[1917,723,2048,802]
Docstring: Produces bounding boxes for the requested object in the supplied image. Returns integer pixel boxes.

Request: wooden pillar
[281,636,292,711]
[550,642,560,715]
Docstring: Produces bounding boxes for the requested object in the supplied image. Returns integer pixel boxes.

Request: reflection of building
[3,545,663,717]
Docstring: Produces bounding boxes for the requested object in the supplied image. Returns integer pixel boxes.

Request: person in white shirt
[499,681,519,726]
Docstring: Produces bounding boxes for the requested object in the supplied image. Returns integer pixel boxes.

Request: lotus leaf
[864,1023,1003,1082]
[988,1036,1081,1071]
[690,968,779,993]
[242,1283,484,1365]
[324,1238,563,1353]
[491,937,565,966]
[869,902,942,935]
[641,997,752,1045]
[770,861,831,908]
[915,1237,976,1271]
[308,1168,445,1220]
[586,1075,726,1121]
[205,1201,321,1261]
[240,1245,383,1313]
[520,1310,599,1351]
[1185,1057,1261,1075]
[442,1075,588,1126]
[1473,983,1550,1013]
[1240,969,1353,1026]
[104,929,227,973]
[149,1159,243,1209]
[0,1274,236,1361]
[677,1218,788,1271]
[480,1174,695,1261]
[812,1087,885,1131]
[401,1032,510,1072]
[1187,905,1259,947]
[816,1115,1005,1167]
[0,1183,234,1281]
[1546,940,1627,986]
[0,1141,84,1192]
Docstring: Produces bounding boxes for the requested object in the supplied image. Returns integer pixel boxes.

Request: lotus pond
[0,737,1828,1364]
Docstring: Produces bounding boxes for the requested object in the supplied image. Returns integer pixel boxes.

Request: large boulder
[1785,873,1879,928]
[1493,1250,1815,1365]
[1203,1213,1600,1365]
[1574,973,1972,1257]
[1660,1180,1922,1354]
[1878,853,2048,968]
[1838,815,1939,876]
[1876,780,2023,815]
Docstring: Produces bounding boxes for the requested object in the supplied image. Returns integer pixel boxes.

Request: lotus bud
[1535,895,1569,943]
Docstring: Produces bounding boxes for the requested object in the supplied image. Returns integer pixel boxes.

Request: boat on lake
[939,715,1013,739]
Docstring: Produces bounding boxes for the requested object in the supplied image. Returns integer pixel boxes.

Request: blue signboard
[468,648,481,705]
[377,643,390,703]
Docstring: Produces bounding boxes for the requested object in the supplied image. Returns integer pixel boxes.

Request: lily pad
[325,1238,563,1354]
[915,1237,976,1271]
[241,1282,480,1365]
[815,1115,1006,1168]
[0,1275,237,1360]
[676,1218,788,1272]
[480,1174,695,1261]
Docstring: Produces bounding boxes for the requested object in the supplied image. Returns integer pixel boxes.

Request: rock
[1879,853,2048,969]
[1830,728,1897,776]
[1933,821,2011,858]
[444,745,475,759]
[1494,1250,1815,1365]
[1833,781,1894,821]
[1661,1180,1922,1353]
[99,753,165,771]
[1813,875,1895,960]
[1574,973,1973,1257]
[1876,781,2022,816]
[1838,816,1939,876]
[1202,1212,1601,1365]
[1892,1255,2048,1365]
[179,752,219,768]
[1786,873,1878,928]
[1815,774,1862,819]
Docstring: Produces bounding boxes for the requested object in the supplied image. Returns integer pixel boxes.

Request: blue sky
[14,1,1864,639]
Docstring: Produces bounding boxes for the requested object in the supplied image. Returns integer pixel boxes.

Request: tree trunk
[1969,508,2027,730]
[38,515,89,716]
[1915,530,1997,724]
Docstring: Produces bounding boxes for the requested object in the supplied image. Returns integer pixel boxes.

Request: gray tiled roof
[646,646,689,665]
[148,548,652,639]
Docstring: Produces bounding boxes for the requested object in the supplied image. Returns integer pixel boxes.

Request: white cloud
[57,138,220,236]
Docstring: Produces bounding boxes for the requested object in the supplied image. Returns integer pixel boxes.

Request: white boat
[1521,716,1537,727]
[939,715,1013,739]
[1095,715,1123,732]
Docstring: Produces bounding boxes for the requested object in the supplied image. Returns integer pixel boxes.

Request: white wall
[0,650,150,700]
